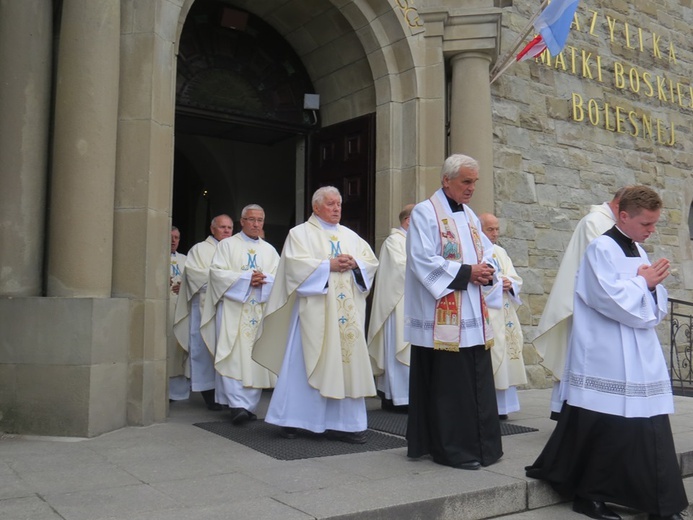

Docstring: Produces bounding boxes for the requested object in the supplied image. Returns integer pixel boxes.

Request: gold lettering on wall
[528,6,689,147]
[571,93,676,146]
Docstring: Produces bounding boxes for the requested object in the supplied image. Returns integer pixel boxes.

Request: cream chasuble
[483,244,526,390]
[200,233,279,388]
[532,203,615,378]
[168,252,188,378]
[173,236,218,353]
[253,215,378,399]
[367,228,409,374]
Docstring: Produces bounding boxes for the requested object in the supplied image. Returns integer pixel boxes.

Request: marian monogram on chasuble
[239,247,263,341]
[327,234,358,365]
[429,195,493,352]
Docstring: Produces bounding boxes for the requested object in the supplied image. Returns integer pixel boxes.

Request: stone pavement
[2,389,693,520]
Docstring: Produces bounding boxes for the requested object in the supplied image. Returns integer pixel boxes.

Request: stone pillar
[419,7,502,214]
[47,0,120,297]
[0,0,52,296]
[450,52,494,214]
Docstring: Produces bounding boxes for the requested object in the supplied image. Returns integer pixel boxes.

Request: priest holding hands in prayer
[526,186,687,520]
[253,186,379,444]
[404,154,503,470]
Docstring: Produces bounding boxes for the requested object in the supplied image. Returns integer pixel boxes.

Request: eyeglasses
[241,217,264,224]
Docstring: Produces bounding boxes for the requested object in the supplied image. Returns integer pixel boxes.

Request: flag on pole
[516,0,580,62]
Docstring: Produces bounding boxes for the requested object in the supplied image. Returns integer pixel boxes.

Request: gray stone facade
[491,0,693,388]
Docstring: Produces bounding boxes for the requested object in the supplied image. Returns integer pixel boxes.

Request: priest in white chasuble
[527,186,687,520]
[168,226,189,401]
[200,205,280,425]
[173,214,233,410]
[532,188,625,416]
[479,213,526,419]
[404,154,502,470]
[253,186,379,444]
[367,204,414,411]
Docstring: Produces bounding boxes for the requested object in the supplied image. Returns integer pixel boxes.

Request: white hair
[440,154,479,183]
[241,204,264,218]
[210,214,232,228]
[312,186,341,207]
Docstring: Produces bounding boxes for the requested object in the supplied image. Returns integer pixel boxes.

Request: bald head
[479,213,500,244]
[210,214,233,241]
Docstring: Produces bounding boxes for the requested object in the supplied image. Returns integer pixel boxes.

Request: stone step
[494,476,693,520]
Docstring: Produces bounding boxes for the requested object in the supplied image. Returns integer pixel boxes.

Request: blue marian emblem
[329,236,342,258]
[241,249,258,271]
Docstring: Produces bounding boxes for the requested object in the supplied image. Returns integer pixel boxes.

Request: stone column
[450,51,494,214]
[419,7,502,214]
[47,0,120,297]
[0,0,52,296]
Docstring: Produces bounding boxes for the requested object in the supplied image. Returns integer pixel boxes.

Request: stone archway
[175,0,425,246]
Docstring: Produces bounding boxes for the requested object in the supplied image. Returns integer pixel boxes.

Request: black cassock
[407,344,503,467]
[525,226,688,517]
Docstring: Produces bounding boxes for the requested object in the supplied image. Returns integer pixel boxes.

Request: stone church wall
[490,0,693,387]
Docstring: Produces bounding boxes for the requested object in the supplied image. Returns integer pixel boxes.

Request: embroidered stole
[429,195,494,351]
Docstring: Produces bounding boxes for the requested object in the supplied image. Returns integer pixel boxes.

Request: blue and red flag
[517,0,580,61]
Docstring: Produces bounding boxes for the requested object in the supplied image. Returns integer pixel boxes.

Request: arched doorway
[174,1,318,251]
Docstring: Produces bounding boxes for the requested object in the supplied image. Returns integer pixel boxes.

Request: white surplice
[561,235,673,418]
[531,202,616,413]
[367,228,410,406]
[200,233,279,411]
[404,189,494,349]
[173,236,218,392]
[168,251,190,400]
[483,244,526,414]
[253,215,378,433]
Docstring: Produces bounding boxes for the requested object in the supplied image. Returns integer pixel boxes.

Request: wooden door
[308,113,375,245]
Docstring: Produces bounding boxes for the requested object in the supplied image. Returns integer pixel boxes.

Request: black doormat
[194,420,406,461]
[366,409,539,437]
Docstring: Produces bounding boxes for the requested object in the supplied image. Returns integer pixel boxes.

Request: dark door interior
[308,113,376,246]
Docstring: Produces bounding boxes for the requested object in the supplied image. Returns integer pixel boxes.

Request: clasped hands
[330,254,357,273]
[250,270,267,287]
[637,258,670,290]
[470,262,495,286]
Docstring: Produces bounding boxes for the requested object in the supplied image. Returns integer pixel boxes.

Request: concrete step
[493,476,693,520]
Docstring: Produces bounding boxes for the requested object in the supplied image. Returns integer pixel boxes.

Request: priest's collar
[239,231,259,241]
[314,214,339,231]
[604,225,640,257]
[443,192,465,213]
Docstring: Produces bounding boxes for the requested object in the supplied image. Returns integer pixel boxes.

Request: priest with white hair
[253,186,379,444]
[405,154,502,470]
[201,205,279,425]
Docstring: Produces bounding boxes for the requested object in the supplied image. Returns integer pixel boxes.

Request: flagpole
[489,0,549,81]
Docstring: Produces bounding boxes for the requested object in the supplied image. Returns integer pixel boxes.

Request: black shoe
[279,427,298,439]
[201,390,222,410]
[454,460,481,470]
[325,430,367,444]
[498,414,509,420]
[649,514,684,520]
[248,411,257,421]
[573,497,622,520]
[231,408,250,425]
